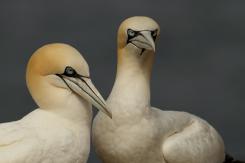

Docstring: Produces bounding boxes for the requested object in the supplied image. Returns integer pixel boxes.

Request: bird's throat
[107,49,153,116]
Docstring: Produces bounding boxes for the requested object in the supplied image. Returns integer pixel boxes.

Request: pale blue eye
[64,66,76,77]
[128,29,136,37]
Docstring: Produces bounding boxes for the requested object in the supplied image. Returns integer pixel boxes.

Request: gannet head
[118,16,160,55]
[116,16,160,77]
[26,43,112,118]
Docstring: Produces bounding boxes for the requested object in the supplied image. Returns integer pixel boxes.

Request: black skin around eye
[127,29,139,43]
[127,29,135,37]
[127,29,158,43]
[64,66,77,77]
[151,30,157,41]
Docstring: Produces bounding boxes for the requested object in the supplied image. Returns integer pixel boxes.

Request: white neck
[28,75,92,126]
[48,94,93,126]
[108,47,154,118]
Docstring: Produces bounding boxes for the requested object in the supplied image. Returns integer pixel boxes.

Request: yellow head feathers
[25,43,111,118]
[117,16,160,49]
[26,43,89,78]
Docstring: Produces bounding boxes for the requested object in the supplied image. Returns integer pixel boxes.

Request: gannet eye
[64,66,77,77]
[151,30,157,40]
[127,29,136,37]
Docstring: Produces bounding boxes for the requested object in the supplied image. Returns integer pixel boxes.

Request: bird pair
[0,16,228,163]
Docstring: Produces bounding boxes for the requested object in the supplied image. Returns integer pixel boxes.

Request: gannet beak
[58,75,112,118]
[130,31,155,52]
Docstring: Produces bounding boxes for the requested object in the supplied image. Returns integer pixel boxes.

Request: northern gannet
[92,17,226,163]
[0,43,111,163]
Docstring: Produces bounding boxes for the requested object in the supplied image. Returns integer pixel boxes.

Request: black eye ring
[151,30,157,37]
[64,66,77,77]
[151,30,158,40]
[127,29,136,37]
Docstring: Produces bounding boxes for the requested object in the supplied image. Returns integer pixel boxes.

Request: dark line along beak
[129,31,156,52]
[57,74,112,118]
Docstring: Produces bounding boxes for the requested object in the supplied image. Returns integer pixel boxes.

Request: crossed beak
[129,31,156,52]
[58,75,112,118]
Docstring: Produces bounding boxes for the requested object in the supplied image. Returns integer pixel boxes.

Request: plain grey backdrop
[0,0,244,162]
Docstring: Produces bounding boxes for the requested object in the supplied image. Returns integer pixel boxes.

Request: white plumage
[0,110,88,163]
[0,43,111,163]
[93,16,225,163]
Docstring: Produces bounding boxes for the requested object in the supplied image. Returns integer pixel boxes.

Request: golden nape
[0,43,111,163]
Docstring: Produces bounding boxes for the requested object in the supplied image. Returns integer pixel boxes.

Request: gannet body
[93,17,225,163]
[0,43,111,163]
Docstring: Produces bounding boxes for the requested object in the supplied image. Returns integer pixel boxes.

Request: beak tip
[109,113,112,119]
[151,44,156,52]
[106,110,113,119]
[103,111,112,119]
[102,106,112,119]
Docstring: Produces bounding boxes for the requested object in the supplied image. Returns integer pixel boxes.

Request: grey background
[0,0,244,162]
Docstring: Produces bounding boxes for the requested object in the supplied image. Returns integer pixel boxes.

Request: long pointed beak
[130,31,155,52]
[140,31,155,52]
[60,75,112,118]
